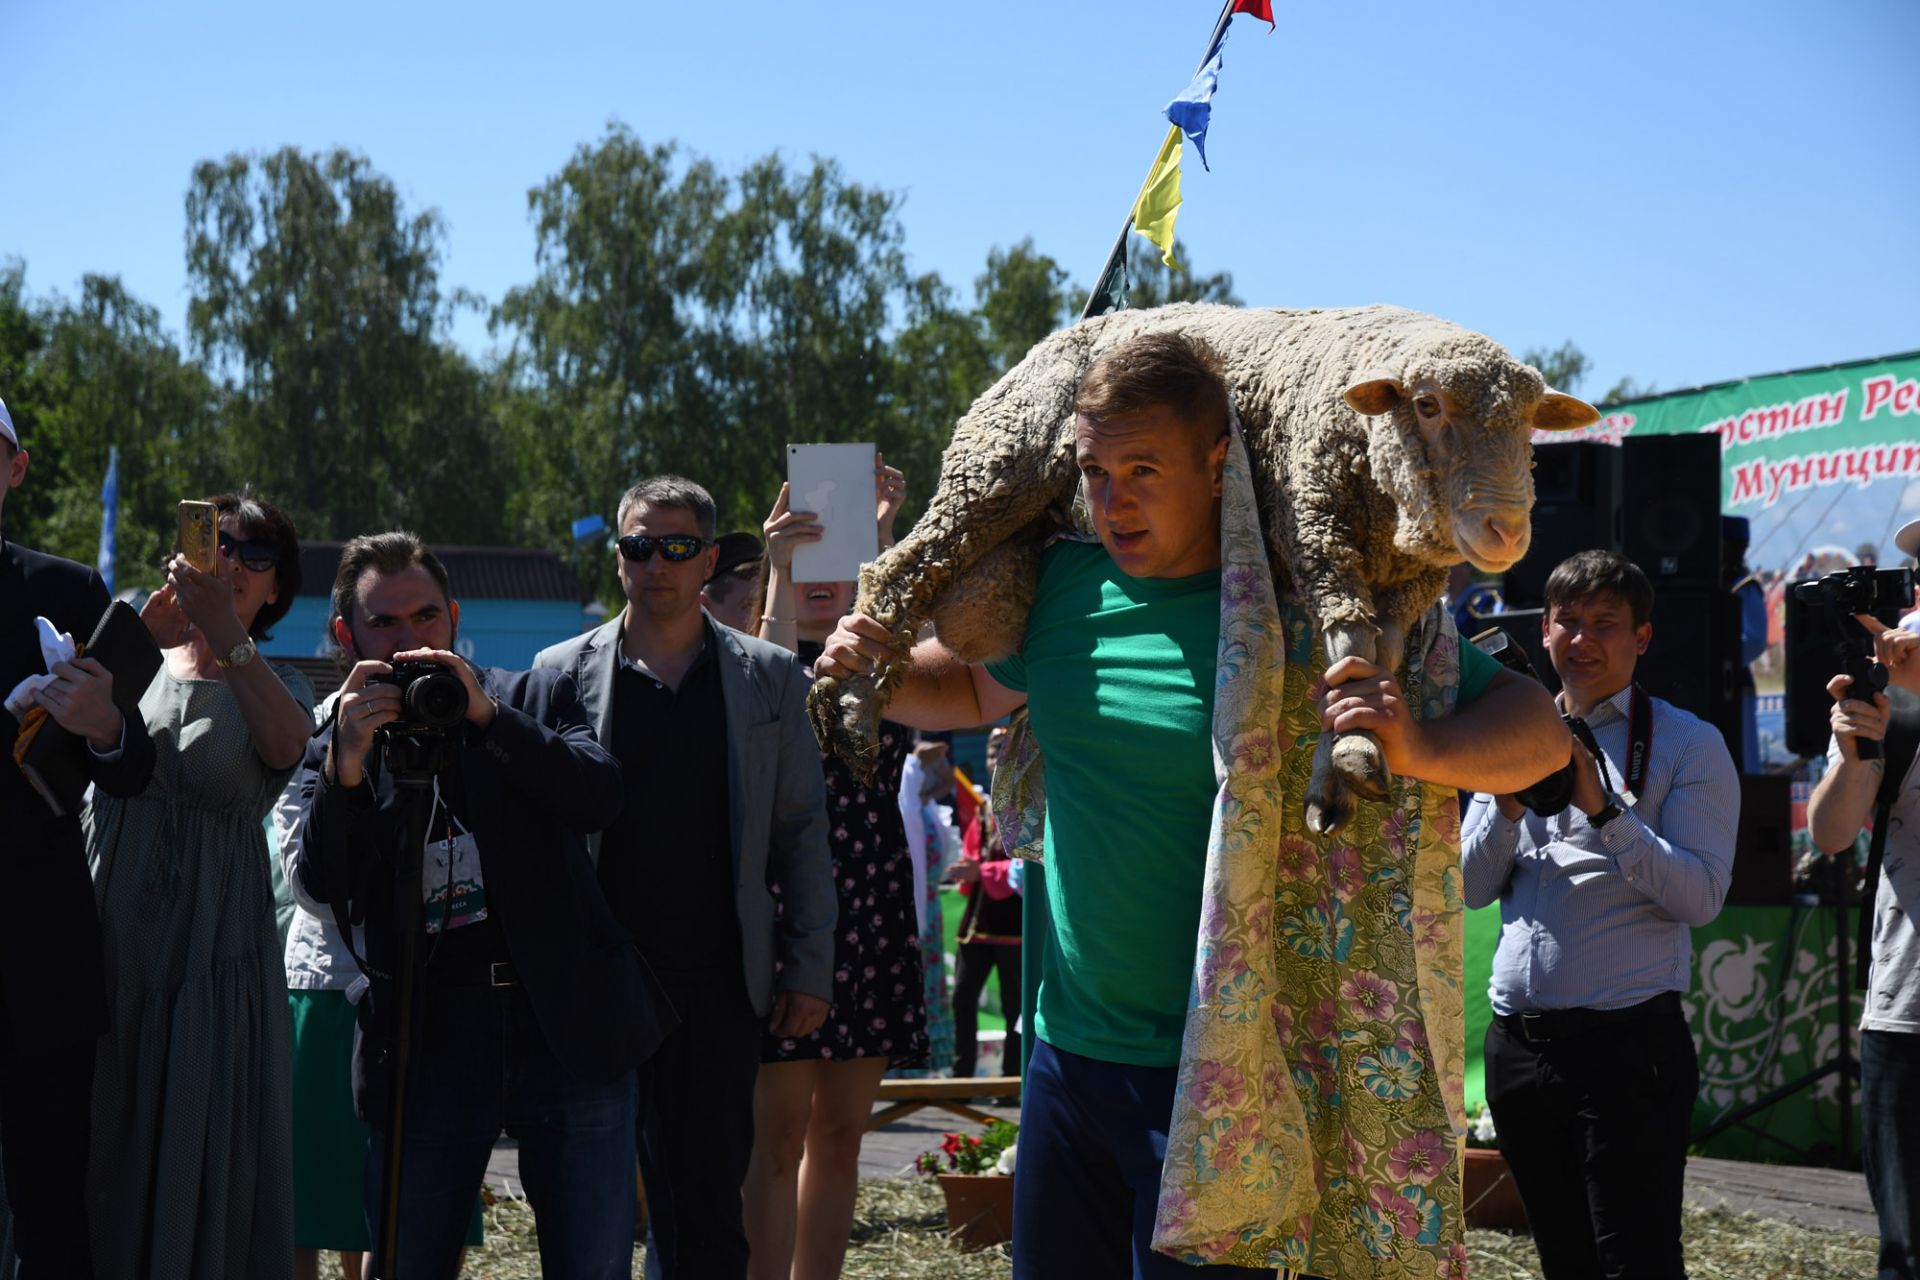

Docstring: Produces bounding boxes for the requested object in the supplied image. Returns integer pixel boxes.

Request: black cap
[710,531,764,580]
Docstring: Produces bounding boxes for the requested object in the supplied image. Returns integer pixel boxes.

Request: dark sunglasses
[617,533,712,563]
[218,531,279,573]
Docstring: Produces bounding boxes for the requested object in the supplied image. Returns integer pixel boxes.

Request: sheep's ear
[1533,391,1600,432]
[1343,371,1403,415]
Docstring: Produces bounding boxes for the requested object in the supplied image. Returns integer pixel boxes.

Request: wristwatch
[215,639,258,670]
[1588,794,1625,830]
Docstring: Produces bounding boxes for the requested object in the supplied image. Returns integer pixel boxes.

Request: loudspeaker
[1636,582,1744,769]
[1728,773,1794,905]
[1507,442,1623,609]
[1503,433,1744,766]
[1622,434,1723,583]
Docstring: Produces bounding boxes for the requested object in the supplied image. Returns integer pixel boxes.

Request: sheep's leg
[810,509,1029,752]
[1306,622,1395,836]
[808,320,1109,773]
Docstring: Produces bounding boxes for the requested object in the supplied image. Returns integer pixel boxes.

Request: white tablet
[787,443,879,583]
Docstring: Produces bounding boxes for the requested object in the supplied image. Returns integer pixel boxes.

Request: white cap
[0,396,14,448]
[1896,517,1920,561]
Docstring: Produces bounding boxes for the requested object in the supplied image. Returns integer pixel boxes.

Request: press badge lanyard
[424,776,476,932]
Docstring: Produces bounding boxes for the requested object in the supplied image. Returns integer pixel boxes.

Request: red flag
[1232,0,1274,26]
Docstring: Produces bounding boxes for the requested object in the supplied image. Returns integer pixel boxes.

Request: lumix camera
[1792,565,1916,762]
[368,659,469,735]
[1792,565,1915,628]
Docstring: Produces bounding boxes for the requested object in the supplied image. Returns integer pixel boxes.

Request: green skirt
[289,989,483,1249]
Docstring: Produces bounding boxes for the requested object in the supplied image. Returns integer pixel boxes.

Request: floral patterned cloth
[765,708,929,1067]
[992,425,1467,1278]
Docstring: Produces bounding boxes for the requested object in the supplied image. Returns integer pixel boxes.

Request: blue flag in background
[1164,25,1228,170]
[97,445,119,595]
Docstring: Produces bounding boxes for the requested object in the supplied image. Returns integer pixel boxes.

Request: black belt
[431,959,518,988]
[1498,990,1681,1045]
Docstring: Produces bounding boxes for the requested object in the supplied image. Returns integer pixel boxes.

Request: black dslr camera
[1792,565,1917,762]
[368,659,469,735]
[1792,565,1916,629]
[1468,626,1588,816]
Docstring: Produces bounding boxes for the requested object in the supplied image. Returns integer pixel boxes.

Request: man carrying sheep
[817,332,1571,1279]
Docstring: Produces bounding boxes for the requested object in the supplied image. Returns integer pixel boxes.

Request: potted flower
[1462,1104,1528,1231]
[915,1118,1017,1249]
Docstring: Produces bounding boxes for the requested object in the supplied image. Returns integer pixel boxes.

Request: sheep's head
[1343,337,1597,573]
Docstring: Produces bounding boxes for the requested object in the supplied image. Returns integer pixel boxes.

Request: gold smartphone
[177,500,218,572]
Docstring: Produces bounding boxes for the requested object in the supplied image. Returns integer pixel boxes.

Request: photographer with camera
[292,532,673,1279]
[1462,550,1739,1280]
[1806,518,1920,1280]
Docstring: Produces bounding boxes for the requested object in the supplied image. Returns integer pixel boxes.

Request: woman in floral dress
[743,460,929,1280]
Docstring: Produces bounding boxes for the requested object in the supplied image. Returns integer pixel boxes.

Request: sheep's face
[1345,356,1597,573]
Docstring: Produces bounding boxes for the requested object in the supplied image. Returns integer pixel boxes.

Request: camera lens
[405,669,469,730]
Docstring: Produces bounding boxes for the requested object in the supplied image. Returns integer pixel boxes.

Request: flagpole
[1078,0,1239,319]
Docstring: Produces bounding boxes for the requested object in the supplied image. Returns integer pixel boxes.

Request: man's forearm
[1407,674,1571,795]
[1808,756,1882,855]
[873,637,991,731]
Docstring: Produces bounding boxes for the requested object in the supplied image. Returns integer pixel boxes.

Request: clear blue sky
[3,0,1915,403]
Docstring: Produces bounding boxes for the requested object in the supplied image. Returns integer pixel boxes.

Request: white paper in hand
[787,443,878,583]
[4,617,77,720]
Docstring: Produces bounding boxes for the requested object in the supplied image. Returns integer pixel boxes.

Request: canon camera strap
[1624,683,1654,806]
[1587,684,1655,807]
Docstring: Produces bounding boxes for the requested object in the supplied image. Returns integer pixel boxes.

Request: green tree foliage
[4,130,1245,608]
[494,125,1020,557]
[1520,340,1591,395]
[1521,340,1654,406]
[495,126,977,600]
[186,147,511,545]
[0,262,220,587]
[976,238,1076,374]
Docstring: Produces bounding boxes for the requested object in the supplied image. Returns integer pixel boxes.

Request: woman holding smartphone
[85,491,313,1277]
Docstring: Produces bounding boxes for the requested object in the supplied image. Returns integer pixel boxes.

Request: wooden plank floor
[1684,1154,1877,1236]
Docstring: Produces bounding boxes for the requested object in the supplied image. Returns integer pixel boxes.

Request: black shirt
[598,627,740,972]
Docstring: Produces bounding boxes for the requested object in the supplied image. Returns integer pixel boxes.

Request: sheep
[809,302,1598,834]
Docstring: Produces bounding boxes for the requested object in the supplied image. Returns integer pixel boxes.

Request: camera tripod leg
[370,781,438,1279]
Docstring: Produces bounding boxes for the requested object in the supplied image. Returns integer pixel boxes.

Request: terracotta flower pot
[936,1172,1014,1250]
[1463,1146,1529,1231]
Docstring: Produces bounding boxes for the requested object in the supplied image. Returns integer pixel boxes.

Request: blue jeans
[1014,1039,1276,1279]
[1863,1030,1920,1280]
[363,981,637,1280]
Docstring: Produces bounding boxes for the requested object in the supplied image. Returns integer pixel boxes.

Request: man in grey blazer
[535,475,833,1280]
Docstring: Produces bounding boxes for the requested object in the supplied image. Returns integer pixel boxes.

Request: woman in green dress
[85,492,314,1278]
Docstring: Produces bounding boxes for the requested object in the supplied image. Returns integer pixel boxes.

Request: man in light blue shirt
[1463,549,1739,1280]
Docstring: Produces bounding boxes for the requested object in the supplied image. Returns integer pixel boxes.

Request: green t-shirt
[986,540,1499,1068]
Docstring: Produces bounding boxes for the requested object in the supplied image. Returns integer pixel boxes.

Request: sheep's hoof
[806,672,882,781]
[1304,748,1354,837]
[1330,729,1392,802]
[1304,784,1354,838]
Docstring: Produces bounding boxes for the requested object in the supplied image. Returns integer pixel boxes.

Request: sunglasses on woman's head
[218,531,279,573]
[617,533,712,563]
